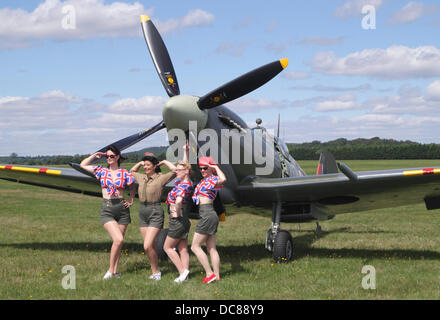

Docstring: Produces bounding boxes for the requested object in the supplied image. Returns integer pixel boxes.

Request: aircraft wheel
[155,228,169,261]
[273,230,293,262]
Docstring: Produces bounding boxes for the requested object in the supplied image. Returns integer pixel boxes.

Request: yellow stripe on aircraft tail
[403,168,440,176]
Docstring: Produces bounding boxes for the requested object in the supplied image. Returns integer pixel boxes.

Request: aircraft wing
[0,163,178,202]
[236,164,440,215]
[0,164,101,196]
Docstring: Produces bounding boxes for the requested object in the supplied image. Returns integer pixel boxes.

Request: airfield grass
[0,160,440,300]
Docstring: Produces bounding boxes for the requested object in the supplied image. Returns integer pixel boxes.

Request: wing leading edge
[236,165,440,215]
[0,164,101,196]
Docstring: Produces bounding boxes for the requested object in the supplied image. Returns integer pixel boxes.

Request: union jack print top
[166,179,193,205]
[93,166,135,197]
[192,175,222,205]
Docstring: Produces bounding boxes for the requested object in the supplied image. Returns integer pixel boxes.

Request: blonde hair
[177,161,191,173]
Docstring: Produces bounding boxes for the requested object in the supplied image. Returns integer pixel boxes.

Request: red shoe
[202,274,217,283]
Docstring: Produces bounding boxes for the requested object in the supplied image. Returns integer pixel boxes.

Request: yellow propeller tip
[140,15,150,22]
[280,58,288,69]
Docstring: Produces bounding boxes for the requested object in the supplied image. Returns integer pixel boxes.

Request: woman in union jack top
[191,156,226,284]
[163,156,193,283]
[80,145,136,280]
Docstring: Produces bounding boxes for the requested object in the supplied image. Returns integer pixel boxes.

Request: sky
[1,0,440,156]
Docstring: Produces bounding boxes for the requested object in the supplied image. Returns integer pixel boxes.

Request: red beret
[198,156,216,166]
[198,156,217,174]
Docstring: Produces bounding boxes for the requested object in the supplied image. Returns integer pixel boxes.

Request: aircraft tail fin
[316,150,338,175]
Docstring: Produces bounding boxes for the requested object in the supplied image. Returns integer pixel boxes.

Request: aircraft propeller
[90,14,288,157]
[140,15,180,97]
[197,58,288,110]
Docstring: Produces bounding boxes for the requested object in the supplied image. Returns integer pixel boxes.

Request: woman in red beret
[191,157,226,283]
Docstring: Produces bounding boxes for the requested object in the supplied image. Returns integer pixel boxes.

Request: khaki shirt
[132,171,176,203]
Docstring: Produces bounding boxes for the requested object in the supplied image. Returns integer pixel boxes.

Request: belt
[103,198,123,204]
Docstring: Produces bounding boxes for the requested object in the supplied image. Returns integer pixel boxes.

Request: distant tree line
[3,138,440,164]
[1,147,168,165]
[287,137,440,160]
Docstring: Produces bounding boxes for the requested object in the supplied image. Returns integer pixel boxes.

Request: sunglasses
[106,155,117,159]
[199,166,209,171]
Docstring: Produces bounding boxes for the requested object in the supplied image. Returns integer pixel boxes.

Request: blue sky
[1,0,440,156]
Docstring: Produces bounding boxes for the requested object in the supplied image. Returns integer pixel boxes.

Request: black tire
[155,228,169,261]
[273,230,293,262]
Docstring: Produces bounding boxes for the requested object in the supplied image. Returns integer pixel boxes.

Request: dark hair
[106,145,125,167]
[142,155,161,173]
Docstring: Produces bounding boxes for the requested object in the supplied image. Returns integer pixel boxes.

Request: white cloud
[214,41,253,57]
[108,96,167,114]
[153,9,214,34]
[282,71,311,80]
[388,2,437,24]
[361,82,440,115]
[227,97,283,113]
[265,20,278,33]
[0,90,168,155]
[333,0,383,19]
[289,83,371,92]
[314,94,360,112]
[279,113,440,145]
[297,36,344,46]
[265,40,293,54]
[425,80,440,101]
[273,80,440,144]
[0,0,214,50]
[311,45,440,79]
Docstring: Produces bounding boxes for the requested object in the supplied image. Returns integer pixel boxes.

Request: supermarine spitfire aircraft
[2,15,440,262]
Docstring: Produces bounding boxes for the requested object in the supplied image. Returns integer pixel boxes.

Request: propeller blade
[92,121,166,162]
[197,58,288,110]
[140,15,180,97]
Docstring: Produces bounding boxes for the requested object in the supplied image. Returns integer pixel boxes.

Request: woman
[130,154,176,281]
[80,145,135,280]
[164,159,193,283]
[191,157,226,283]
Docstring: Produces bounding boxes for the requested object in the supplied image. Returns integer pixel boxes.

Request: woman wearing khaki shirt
[130,155,176,281]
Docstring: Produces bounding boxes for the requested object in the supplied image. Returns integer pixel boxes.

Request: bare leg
[206,235,220,280]
[164,236,185,274]
[103,221,127,274]
[191,232,214,277]
[140,226,161,274]
[178,239,190,272]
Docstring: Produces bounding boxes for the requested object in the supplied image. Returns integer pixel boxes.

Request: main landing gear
[265,201,294,262]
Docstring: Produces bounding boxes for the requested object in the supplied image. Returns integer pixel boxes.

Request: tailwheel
[273,230,293,262]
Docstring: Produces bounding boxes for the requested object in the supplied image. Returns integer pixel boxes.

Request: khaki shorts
[168,216,191,239]
[195,203,218,235]
[100,199,131,225]
[167,203,191,239]
[139,202,164,229]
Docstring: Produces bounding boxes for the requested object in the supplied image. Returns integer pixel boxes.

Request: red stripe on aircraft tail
[316,163,322,175]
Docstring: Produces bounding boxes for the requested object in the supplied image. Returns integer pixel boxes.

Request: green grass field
[1,160,440,300]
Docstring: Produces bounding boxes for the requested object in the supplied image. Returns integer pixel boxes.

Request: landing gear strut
[265,201,293,262]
